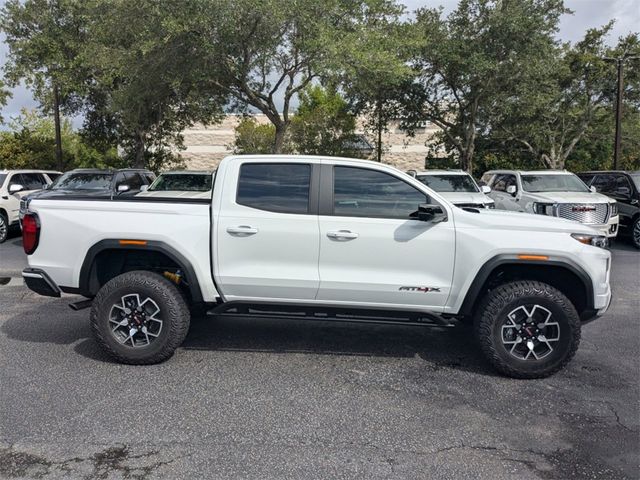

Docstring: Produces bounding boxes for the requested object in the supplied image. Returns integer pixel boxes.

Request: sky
[1,0,639,128]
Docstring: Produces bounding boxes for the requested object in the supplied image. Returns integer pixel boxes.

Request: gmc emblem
[572,205,596,212]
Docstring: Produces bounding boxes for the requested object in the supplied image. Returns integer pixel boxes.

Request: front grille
[557,203,608,224]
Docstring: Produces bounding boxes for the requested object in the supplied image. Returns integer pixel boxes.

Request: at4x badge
[399,286,441,293]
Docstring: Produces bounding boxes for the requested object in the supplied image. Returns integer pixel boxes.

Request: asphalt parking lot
[0,231,638,480]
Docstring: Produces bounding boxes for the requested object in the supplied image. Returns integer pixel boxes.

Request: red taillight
[22,213,40,255]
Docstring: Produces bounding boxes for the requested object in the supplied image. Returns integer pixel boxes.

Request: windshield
[51,172,113,190]
[521,174,590,193]
[631,174,640,191]
[417,174,479,193]
[148,173,212,192]
[0,174,6,189]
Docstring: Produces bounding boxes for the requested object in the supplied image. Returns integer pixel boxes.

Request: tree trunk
[461,150,473,174]
[273,122,288,154]
[133,132,146,169]
[53,85,63,171]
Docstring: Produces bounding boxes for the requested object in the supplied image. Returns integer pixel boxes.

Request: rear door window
[19,173,47,190]
[237,163,311,214]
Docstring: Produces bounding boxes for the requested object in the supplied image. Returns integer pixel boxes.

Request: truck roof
[485,169,573,176]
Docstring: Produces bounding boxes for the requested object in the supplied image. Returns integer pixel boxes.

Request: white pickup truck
[21,155,612,378]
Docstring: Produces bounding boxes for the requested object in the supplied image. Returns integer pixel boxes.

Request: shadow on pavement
[1,298,497,376]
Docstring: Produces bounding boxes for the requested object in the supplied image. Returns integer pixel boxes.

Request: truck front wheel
[474,280,581,379]
[90,271,191,364]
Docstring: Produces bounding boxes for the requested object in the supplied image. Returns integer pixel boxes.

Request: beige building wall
[178,114,442,171]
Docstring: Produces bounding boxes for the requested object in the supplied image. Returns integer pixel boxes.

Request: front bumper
[22,268,61,297]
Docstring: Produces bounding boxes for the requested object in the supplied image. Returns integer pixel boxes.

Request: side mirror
[406,170,417,178]
[140,185,149,192]
[416,203,446,222]
[590,186,597,193]
[481,185,491,194]
[506,185,517,196]
[8,183,24,194]
[116,184,130,194]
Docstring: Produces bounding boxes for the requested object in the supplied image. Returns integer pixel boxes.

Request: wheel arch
[78,239,203,303]
[458,254,594,321]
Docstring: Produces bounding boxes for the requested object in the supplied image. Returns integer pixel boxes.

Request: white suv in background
[0,170,61,243]
[410,170,495,209]
[482,170,619,239]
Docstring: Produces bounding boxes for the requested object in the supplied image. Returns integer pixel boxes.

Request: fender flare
[78,239,203,302]
[458,254,594,317]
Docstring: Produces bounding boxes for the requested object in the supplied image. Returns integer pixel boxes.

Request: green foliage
[289,85,360,156]
[233,117,281,155]
[0,109,122,170]
[406,0,568,172]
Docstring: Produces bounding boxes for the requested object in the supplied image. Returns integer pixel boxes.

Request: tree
[1,0,88,170]
[494,26,639,169]
[0,108,121,170]
[233,117,281,154]
[183,0,404,154]
[80,0,228,169]
[405,0,567,172]
[289,85,359,156]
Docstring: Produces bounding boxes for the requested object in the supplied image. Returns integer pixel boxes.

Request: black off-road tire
[632,217,640,249]
[90,270,191,365]
[0,212,8,244]
[474,280,581,379]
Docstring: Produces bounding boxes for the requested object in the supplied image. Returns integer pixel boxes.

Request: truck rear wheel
[474,280,580,379]
[90,271,191,364]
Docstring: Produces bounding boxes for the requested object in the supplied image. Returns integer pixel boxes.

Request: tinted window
[591,175,614,193]
[0,174,7,189]
[630,174,640,191]
[124,173,144,190]
[237,163,311,214]
[492,174,517,192]
[522,174,589,193]
[149,173,212,192]
[577,173,595,185]
[142,172,156,184]
[481,173,494,185]
[19,173,47,190]
[52,172,114,190]
[46,173,62,181]
[334,166,427,219]
[417,174,479,193]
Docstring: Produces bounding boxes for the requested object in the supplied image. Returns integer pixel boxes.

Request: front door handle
[327,230,359,240]
[226,225,258,236]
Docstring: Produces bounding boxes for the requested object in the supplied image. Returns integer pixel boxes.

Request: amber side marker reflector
[119,240,147,246]
[517,254,549,261]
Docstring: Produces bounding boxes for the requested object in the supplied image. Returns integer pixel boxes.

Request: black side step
[207,301,455,328]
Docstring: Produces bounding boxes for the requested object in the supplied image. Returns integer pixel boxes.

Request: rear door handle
[326,230,359,240]
[226,225,258,235]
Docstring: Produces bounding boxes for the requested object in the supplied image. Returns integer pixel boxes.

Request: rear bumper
[22,268,61,297]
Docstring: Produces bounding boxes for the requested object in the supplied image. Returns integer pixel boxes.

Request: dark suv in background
[578,171,640,249]
[20,168,155,221]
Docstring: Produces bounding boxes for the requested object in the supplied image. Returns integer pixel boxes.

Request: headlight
[534,202,555,216]
[610,202,618,216]
[485,202,495,209]
[571,233,608,248]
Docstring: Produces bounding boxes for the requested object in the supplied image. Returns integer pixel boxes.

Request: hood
[454,208,601,236]
[523,191,614,204]
[136,190,211,199]
[438,191,493,205]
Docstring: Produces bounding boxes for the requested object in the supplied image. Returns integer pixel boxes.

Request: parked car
[410,169,495,209]
[577,171,640,249]
[0,169,61,243]
[22,155,611,379]
[136,170,213,199]
[481,170,619,240]
[19,168,156,222]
